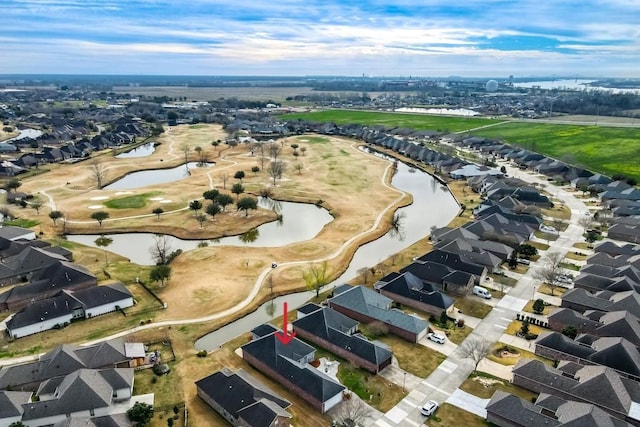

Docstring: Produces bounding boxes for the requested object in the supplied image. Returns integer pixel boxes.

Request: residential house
[0,261,97,311]
[196,368,291,427]
[241,330,345,413]
[608,223,640,244]
[13,368,135,427]
[0,246,69,286]
[0,391,32,426]
[292,305,393,373]
[6,283,134,338]
[535,332,640,380]
[513,358,640,425]
[561,289,640,319]
[486,390,633,427]
[0,338,135,391]
[413,249,488,284]
[375,271,455,316]
[548,309,640,348]
[327,285,428,342]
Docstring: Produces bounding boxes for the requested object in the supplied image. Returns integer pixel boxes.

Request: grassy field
[281,110,500,132]
[471,122,640,181]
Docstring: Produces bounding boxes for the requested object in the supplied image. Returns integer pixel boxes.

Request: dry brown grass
[429,402,489,426]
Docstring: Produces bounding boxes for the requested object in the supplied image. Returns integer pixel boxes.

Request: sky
[2,0,639,77]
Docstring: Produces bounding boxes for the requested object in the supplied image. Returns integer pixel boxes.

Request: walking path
[373,148,591,426]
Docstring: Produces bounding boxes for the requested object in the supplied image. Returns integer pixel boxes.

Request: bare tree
[268,160,286,186]
[269,143,281,161]
[90,158,106,189]
[458,338,492,371]
[150,234,172,265]
[358,267,372,285]
[30,199,43,215]
[220,172,229,189]
[294,163,303,175]
[578,215,593,230]
[303,261,331,298]
[533,252,565,296]
[256,143,268,170]
[332,396,371,427]
[300,146,307,156]
[181,144,189,164]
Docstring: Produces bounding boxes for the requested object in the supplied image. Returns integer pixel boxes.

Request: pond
[66,197,334,265]
[115,142,156,158]
[194,150,460,350]
[102,162,211,190]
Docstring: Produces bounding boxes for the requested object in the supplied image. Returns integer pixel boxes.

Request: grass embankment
[472,122,640,182]
[280,109,500,132]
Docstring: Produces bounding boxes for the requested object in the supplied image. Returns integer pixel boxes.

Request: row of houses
[0,339,150,426]
[488,240,640,426]
[1,121,149,176]
[0,226,134,338]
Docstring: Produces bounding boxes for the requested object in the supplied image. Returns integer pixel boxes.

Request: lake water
[66,197,334,265]
[103,162,211,190]
[194,150,460,350]
[513,79,640,94]
[3,128,43,143]
[115,143,156,158]
[395,107,479,116]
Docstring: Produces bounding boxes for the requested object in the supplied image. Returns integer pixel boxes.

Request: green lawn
[2,218,40,228]
[104,192,162,209]
[281,110,500,132]
[471,122,640,181]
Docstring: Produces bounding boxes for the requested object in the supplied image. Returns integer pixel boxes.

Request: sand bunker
[88,205,104,209]
[115,191,134,195]
[89,196,109,201]
[148,197,165,201]
[159,199,173,204]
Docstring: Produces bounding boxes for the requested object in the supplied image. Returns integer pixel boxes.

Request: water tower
[485,80,499,92]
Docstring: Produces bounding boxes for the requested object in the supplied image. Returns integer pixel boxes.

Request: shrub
[532,299,545,314]
[196,350,207,358]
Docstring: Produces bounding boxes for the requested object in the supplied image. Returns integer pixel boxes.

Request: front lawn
[377,335,446,378]
[337,361,406,413]
[486,343,550,366]
[453,296,492,319]
[460,371,537,400]
[428,403,490,427]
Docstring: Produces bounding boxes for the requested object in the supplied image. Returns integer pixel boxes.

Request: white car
[427,332,446,344]
[420,400,439,417]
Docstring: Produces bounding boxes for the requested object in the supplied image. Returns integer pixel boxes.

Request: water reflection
[115,143,156,158]
[103,162,212,190]
[239,228,260,244]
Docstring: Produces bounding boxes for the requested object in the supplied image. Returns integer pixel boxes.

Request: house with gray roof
[292,305,392,373]
[376,271,455,316]
[0,339,133,390]
[0,260,97,311]
[0,391,32,426]
[487,390,633,426]
[561,289,640,319]
[241,330,345,413]
[535,332,640,381]
[6,283,134,339]
[15,368,134,427]
[513,358,640,424]
[328,285,428,342]
[196,367,291,427]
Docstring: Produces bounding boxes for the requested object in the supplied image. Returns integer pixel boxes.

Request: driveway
[418,333,457,356]
[445,389,490,418]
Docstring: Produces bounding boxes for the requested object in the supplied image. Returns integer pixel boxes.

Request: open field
[281,109,501,132]
[111,85,320,101]
[471,122,640,181]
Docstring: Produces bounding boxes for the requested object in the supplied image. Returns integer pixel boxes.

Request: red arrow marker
[275,302,296,345]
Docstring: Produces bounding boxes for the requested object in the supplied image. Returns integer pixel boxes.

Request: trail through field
[455,121,511,134]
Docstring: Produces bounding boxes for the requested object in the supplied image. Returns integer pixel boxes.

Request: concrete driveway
[445,388,490,418]
[418,332,457,356]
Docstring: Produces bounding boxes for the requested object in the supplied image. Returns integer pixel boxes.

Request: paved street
[374,154,591,426]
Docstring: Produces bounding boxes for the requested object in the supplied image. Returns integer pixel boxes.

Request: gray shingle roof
[329,286,428,335]
[0,391,31,418]
[292,307,392,367]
